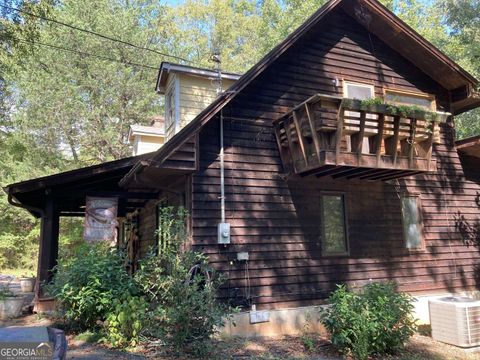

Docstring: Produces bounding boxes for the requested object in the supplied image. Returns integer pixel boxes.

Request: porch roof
[3,154,155,218]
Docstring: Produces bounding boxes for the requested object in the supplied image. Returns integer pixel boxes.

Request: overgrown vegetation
[321,282,417,360]
[135,206,231,356]
[47,243,138,330]
[48,207,231,356]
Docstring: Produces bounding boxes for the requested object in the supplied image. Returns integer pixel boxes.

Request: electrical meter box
[217,222,231,244]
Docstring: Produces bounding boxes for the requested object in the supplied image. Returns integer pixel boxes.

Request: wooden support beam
[315,166,354,178]
[408,118,417,168]
[292,110,308,165]
[375,114,385,166]
[353,111,367,155]
[380,171,423,181]
[335,104,345,165]
[334,167,375,179]
[305,103,321,162]
[331,167,369,179]
[352,168,391,180]
[85,191,159,200]
[35,191,59,303]
[391,116,401,167]
[426,121,435,170]
[314,165,341,177]
[360,169,403,180]
[284,117,299,174]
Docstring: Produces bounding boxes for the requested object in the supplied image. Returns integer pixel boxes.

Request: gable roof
[123,0,479,184]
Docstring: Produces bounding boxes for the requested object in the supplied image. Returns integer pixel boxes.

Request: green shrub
[136,248,231,356]
[103,295,148,347]
[134,206,232,357]
[321,282,416,360]
[47,243,137,330]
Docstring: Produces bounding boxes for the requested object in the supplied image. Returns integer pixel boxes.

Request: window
[401,196,424,250]
[343,81,375,153]
[343,81,375,100]
[385,89,435,110]
[321,194,348,256]
[165,85,176,138]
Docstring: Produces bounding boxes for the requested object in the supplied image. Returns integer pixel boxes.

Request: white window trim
[383,88,436,111]
[343,80,375,99]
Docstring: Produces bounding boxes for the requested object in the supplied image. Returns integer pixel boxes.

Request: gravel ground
[1,314,480,359]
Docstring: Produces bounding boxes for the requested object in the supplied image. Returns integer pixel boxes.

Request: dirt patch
[2,314,480,359]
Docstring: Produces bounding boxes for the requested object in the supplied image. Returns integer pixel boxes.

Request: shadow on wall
[454,192,480,288]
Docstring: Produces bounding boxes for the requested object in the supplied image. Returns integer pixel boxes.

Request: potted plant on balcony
[0,285,24,320]
[19,274,36,293]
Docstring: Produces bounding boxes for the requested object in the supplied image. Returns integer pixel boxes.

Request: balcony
[273,94,449,180]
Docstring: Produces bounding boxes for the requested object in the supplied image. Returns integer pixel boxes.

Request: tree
[440,0,480,139]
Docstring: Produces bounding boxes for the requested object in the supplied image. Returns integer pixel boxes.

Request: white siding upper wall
[178,74,236,128]
[132,135,165,156]
[164,72,237,141]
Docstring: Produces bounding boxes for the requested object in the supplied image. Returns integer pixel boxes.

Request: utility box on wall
[218,222,231,244]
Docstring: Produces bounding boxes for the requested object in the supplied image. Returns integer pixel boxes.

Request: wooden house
[4,0,480,335]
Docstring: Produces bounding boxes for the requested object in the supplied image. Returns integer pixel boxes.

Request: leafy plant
[320,282,416,360]
[47,243,138,330]
[103,295,148,348]
[135,206,233,357]
[0,284,16,300]
[301,311,316,352]
[359,97,385,108]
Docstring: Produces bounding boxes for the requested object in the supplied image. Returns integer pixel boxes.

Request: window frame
[165,75,180,138]
[343,80,375,99]
[400,194,426,252]
[320,192,350,257]
[383,88,436,111]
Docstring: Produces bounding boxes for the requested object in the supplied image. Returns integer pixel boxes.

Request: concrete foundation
[220,291,480,338]
[220,305,329,338]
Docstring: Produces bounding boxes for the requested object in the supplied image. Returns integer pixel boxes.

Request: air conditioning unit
[429,296,480,348]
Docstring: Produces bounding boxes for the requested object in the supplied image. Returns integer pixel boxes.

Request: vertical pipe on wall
[220,109,226,223]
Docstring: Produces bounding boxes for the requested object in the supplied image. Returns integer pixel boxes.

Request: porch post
[34,190,59,307]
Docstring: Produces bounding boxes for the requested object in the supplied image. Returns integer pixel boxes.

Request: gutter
[5,189,44,218]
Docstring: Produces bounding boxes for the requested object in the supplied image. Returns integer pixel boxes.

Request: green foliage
[47,243,138,330]
[321,282,416,360]
[301,311,316,352]
[0,283,16,300]
[103,295,148,348]
[74,330,102,343]
[359,97,385,107]
[135,206,231,357]
[136,250,230,356]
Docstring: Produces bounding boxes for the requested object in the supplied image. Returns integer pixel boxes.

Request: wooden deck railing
[273,94,449,180]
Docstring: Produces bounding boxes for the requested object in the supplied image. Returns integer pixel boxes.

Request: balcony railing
[273,94,449,180]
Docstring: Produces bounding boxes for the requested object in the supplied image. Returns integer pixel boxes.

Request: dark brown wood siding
[190,8,480,309]
[135,177,190,259]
